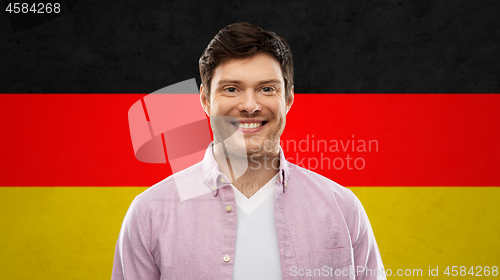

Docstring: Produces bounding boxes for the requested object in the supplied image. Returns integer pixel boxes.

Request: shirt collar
[201,142,290,196]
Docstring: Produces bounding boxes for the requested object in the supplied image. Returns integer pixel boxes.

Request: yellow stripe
[0,187,147,280]
[0,187,499,279]
[350,187,500,277]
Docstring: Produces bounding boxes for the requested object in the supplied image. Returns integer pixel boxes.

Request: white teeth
[238,122,263,129]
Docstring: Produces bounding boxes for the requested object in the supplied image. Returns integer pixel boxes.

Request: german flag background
[2,1,500,279]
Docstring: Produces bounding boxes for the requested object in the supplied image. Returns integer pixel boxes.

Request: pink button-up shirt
[112,144,386,279]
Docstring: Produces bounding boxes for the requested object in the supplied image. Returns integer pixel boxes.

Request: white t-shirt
[231,173,282,280]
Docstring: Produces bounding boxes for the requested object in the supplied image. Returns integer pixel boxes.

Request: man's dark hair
[199,22,294,101]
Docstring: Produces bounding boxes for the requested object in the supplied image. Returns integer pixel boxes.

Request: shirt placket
[275,170,298,279]
[214,174,237,279]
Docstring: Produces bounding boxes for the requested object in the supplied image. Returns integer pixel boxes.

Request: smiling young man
[201,50,291,199]
[112,22,386,280]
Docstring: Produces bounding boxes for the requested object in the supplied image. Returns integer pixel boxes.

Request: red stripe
[0,94,498,186]
[284,94,500,186]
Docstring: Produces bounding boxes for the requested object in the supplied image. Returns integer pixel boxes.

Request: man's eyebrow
[216,79,282,86]
[217,79,242,85]
[258,79,282,85]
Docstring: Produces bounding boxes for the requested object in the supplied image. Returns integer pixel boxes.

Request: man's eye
[225,87,237,93]
[261,87,275,93]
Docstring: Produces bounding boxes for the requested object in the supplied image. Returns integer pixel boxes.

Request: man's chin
[220,142,261,158]
[216,140,248,158]
[246,139,280,156]
[216,136,280,158]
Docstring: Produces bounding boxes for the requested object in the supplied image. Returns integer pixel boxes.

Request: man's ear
[286,86,294,114]
[200,85,210,116]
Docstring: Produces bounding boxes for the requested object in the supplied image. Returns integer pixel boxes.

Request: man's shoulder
[286,161,358,208]
[133,161,206,208]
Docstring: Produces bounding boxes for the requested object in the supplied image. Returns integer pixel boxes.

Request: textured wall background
[1,0,499,93]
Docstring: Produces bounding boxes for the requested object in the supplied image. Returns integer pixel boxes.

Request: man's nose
[237,91,261,114]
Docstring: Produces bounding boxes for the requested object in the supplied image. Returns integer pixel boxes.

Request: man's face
[201,52,294,157]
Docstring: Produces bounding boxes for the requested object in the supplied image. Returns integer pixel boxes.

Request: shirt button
[223,255,230,262]
[221,178,225,183]
[285,181,288,186]
[211,185,216,191]
[225,205,232,212]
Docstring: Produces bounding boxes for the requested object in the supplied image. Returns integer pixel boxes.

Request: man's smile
[230,119,269,132]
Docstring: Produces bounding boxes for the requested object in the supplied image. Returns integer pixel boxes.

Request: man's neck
[213,143,280,198]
